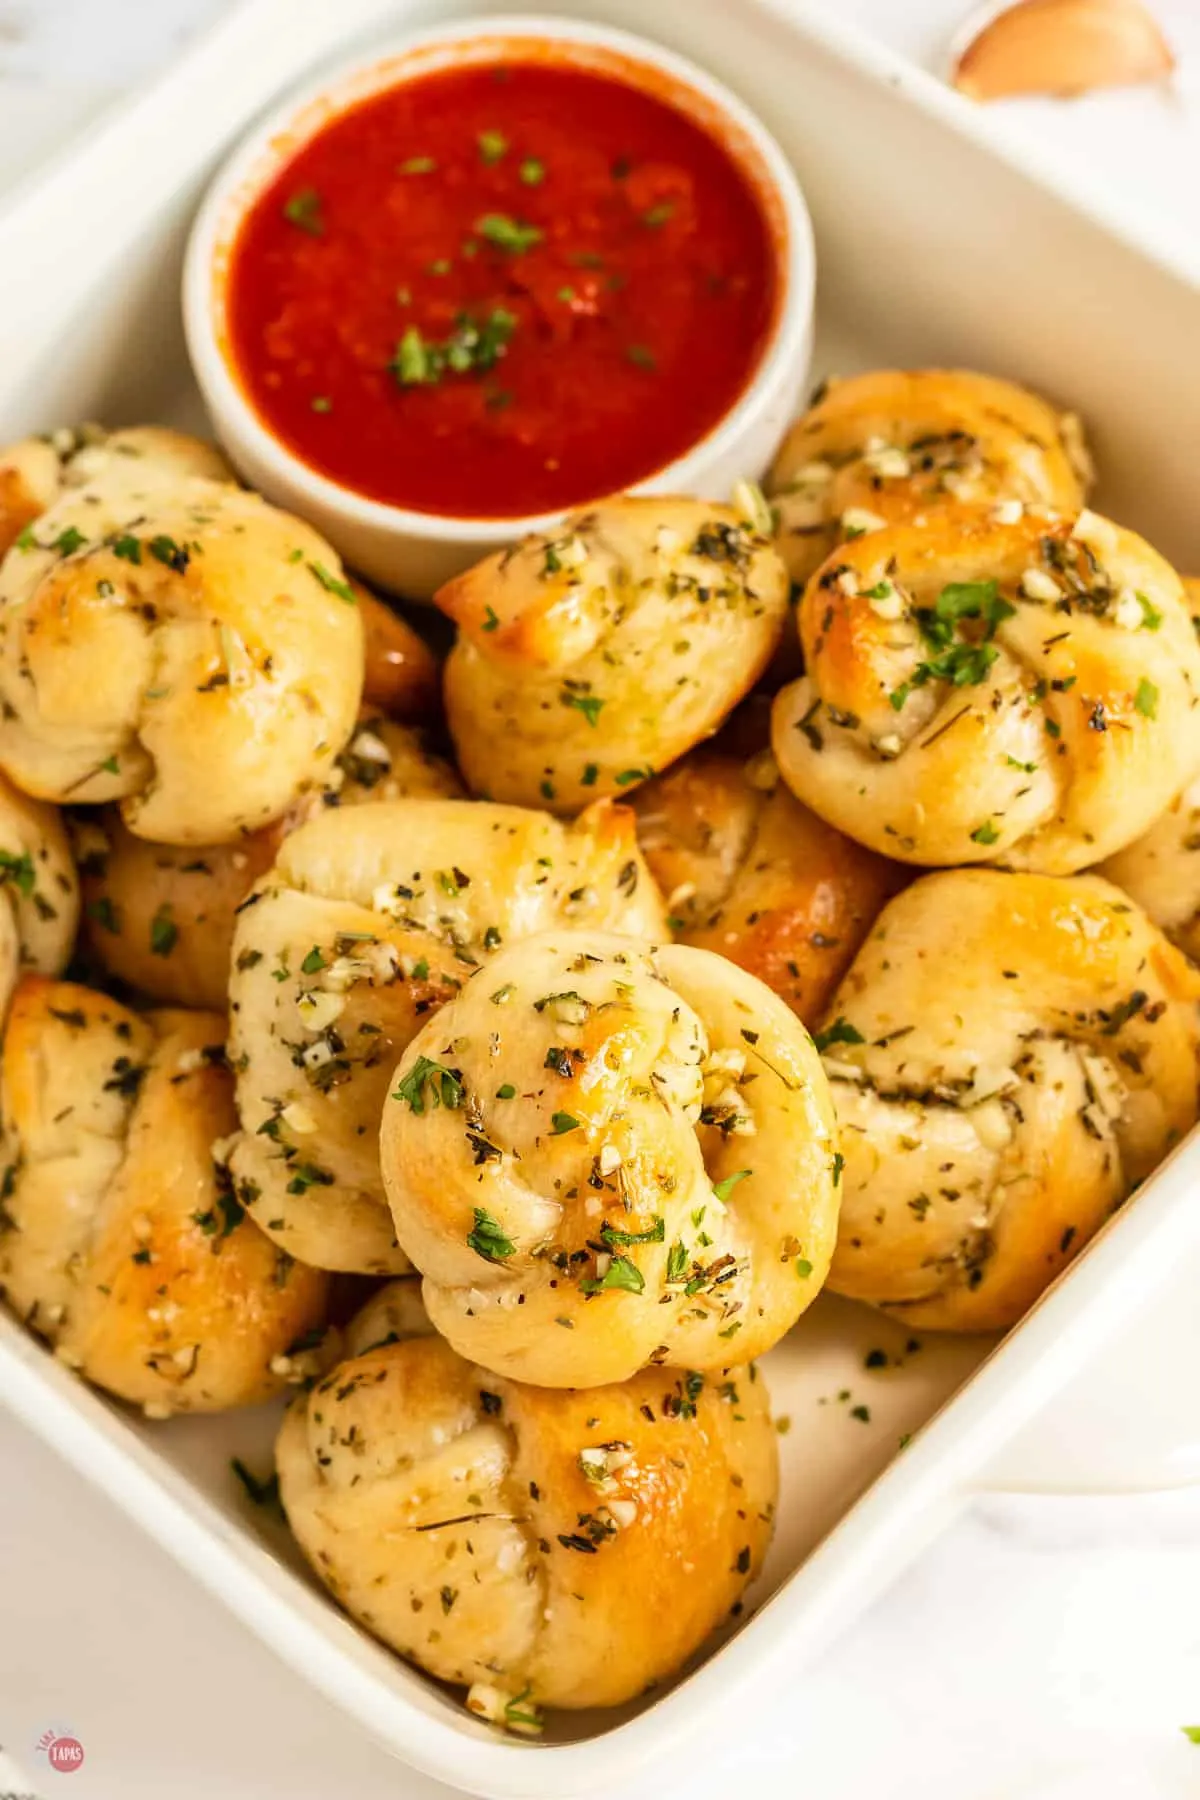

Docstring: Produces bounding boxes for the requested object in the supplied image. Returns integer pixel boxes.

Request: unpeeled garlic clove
[952,0,1175,101]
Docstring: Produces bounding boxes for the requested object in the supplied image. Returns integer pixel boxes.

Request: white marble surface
[2,3,1200,1797]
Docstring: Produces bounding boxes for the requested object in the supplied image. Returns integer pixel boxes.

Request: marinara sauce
[225,58,778,518]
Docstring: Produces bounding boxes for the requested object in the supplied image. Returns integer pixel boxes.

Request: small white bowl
[183,14,815,599]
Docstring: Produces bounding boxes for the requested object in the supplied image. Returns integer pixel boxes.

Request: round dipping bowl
[183,14,815,598]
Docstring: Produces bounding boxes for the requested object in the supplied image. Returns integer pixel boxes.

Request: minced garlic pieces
[1021,566,1060,602]
[842,506,888,536]
[296,988,345,1032]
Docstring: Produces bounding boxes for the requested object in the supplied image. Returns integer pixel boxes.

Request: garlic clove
[952,0,1174,102]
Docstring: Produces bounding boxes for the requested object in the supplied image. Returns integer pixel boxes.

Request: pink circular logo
[47,1735,85,1773]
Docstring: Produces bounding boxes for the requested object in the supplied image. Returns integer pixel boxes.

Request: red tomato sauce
[225,59,779,518]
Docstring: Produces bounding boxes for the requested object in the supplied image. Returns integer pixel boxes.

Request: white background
[3,2,1200,1796]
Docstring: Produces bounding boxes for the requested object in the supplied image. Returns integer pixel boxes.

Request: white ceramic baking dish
[2,2,1200,1796]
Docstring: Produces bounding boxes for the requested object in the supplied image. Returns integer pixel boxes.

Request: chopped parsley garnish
[495,1083,516,1099]
[563,692,604,727]
[467,1126,503,1166]
[614,766,652,786]
[231,1458,282,1512]
[467,1206,515,1263]
[1006,755,1038,773]
[111,533,141,563]
[393,1056,464,1114]
[557,1531,600,1554]
[475,213,543,253]
[832,1152,845,1187]
[504,1689,543,1734]
[1101,989,1148,1036]
[54,525,86,556]
[642,201,675,228]
[482,605,500,632]
[286,1163,334,1195]
[971,820,1001,845]
[13,524,37,551]
[796,1257,814,1278]
[389,309,516,386]
[666,1240,688,1282]
[533,990,586,1016]
[890,578,1015,709]
[0,850,35,896]
[282,187,324,235]
[580,1254,645,1295]
[87,896,120,933]
[519,157,546,185]
[399,155,436,175]
[149,904,178,956]
[814,1017,865,1053]
[712,1169,752,1204]
[550,1111,580,1135]
[1134,676,1159,719]
[601,1217,665,1246]
[195,1185,243,1239]
[300,946,326,974]
[1135,590,1162,630]
[477,129,508,164]
[148,534,188,572]
[928,579,1011,631]
[890,645,999,710]
[308,560,355,603]
[667,1371,705,1419]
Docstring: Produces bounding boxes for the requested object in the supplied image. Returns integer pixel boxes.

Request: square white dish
[2,2,1200,1795]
